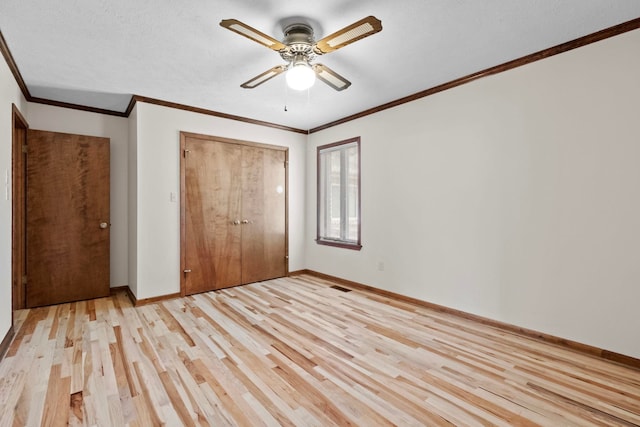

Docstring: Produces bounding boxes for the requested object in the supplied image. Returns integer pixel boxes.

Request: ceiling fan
[219,16,382,91]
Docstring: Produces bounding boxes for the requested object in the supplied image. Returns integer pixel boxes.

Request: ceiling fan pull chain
[284,81,289,112]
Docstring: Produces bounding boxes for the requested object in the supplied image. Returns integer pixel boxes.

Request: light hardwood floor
[1,274,639,426]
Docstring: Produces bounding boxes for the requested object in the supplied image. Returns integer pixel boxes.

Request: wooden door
[181,132,287,296]
[26,130,110,308]
[183,137,242,294]
[241,146,287,283]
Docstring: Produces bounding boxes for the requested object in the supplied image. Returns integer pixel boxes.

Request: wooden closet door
[241,146,287,283]
[183,137,242,293]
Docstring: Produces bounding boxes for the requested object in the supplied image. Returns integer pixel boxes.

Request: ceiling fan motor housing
[280,23,317,64]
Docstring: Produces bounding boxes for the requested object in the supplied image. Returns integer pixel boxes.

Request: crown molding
[127,95,308,134]
[0,30,30,99]
[309,16,640,133]
[29,96,128,117]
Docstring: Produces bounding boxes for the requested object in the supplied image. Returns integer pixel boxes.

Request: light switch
[170,192,177,203]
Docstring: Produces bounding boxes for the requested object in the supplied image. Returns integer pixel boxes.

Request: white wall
[26,103,129,287]
[306,29,640,358]
[0,54,28,340]
[131,102,307,300]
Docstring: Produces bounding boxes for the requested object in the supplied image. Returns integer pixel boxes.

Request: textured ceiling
[1,1,639,130]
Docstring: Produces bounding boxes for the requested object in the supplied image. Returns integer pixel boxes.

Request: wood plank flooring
[1,274,639,426]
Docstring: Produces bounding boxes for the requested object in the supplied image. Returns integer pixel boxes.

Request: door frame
[11,104,28,311]
[179,131,289,297]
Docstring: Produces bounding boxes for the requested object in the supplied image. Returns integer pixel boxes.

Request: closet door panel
[241,146,287,283]
[184,138,242,293]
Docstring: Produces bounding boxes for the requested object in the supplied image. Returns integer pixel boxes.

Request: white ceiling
[1,1,639,130]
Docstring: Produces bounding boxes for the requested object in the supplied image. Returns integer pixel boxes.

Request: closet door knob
[232,220,241,225]
[241,219,250,224]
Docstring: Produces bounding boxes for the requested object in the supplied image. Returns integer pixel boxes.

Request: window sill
[315,239,362,251]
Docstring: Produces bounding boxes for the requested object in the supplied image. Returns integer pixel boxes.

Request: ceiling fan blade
[314,16,382,54]
[313,64,352,91]
[240,66,286,89]
[220,19,286,51]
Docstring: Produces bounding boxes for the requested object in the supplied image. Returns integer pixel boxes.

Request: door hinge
[184,149,191,157]
[22,275,27,285]
[22,144,28,154]
[284,160,288,168]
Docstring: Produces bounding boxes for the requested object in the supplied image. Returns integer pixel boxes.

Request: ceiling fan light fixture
[286,59,316,91]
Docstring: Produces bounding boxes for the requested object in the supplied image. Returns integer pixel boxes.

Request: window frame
[316,136,362,250]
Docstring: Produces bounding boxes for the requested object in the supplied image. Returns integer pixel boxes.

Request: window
[317,137,361,250]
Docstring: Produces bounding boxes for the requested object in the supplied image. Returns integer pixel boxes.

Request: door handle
[99,222,109,229]
[183,269,192,273]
